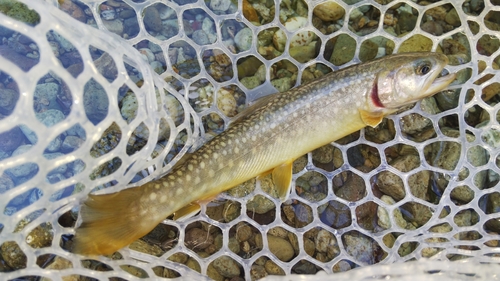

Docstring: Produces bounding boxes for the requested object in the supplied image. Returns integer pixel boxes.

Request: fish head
[372,52,457,111]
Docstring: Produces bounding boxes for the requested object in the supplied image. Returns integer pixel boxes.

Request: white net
[0,0,499,280]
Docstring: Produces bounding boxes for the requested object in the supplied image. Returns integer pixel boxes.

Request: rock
[143,6,163,32]
[313,1,345,21]
[123,17,140,37]
[445,8,461,26]
[234,27,253,51]
[343,231,379,264]
[7,145,38,179]
[247,194,275,214]
[0,88,19,115]
[421,20,444,36]
[399,34,433,53]
[265,259,285,275]
[19,125,37,145]
[192,30,210,45]
[158,4,176,20]
[250,264,267,280]
[289,44,317,63]
[100,4,116,20]
[256,234,295,261]
[34,82,61,113]
[0,241,26,270]
[138,48,155,63]
[0,126,24,151]
[0,45,38,71]
[184,228,213,250]
[330,34,356,65]
[210,0,232,12]
[83,79,109,125]
[35,109,65,127]
[50,31,75,54]
[273,17,316,51]
[61,135,84,153]
[93,52,118,81]
[212,256,240,278]
[315,229,338,255]
[59,0,86,22]
[0,174,15,193]
[102,19,124,36]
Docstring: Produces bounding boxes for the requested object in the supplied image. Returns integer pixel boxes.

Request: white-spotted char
[73,52,456,255]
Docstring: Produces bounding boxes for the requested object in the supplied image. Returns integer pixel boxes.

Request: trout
[73,52,456,255]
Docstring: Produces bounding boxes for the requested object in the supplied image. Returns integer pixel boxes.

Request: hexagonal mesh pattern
[0,0,499,280]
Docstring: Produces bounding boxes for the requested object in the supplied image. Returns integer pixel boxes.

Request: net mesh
[0,0,499,280]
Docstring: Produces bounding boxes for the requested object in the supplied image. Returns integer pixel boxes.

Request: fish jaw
[423,72,457,97]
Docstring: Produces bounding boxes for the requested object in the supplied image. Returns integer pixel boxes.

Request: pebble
[399,34,433,52]
[35,109,65,127]
[93,52,118,81]
[313,2,345,21]
[61,135,85,153]
[8,145,38,178]
[247,195,275,214]
[273,17,316,52]
[0,241,26,270]
[158,4,176,20]
[102,19,124,36]
[59,0,86,23]
[138,48,155,63]
[0,126,24,152]
[234,27,253,52]
[26,223,53,248]
[330,34,356,65]
[250,264,268,280]
[83,79,109,125]
[256,234,295,262]
[264,260,285,275]
[0,88,19,115]
[192,30,210,45]
[212,256,241,278]
[184,228,214,250]
[144,6,163,32]
[210,0,232,12]
[343,231,380,264]
[100,4,116,21]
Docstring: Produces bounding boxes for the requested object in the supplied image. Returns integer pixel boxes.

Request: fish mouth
[423,72,457,96]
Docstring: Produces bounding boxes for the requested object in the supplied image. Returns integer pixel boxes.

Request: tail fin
[72,186,163,255]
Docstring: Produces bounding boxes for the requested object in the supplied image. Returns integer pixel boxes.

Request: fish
[72,52,457,255]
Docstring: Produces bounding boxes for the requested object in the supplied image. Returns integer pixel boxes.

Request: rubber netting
[0,0,499,280]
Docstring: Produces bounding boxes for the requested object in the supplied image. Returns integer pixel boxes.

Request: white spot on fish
[194,176,201,184]
[186,175,191,182]
[234,147,240,154]
[188,164,194,171]
[209,169,215,177]
[150,192,157,201]
[160,195,167,203]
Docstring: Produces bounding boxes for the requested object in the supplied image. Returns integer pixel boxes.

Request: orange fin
[72,184,165,256]
[272,160,294,201]
[359,109,384,128]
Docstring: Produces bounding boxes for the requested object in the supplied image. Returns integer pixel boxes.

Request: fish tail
[72,185,163,255]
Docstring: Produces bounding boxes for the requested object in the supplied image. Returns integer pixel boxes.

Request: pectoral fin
[359,109,384,128]
[272,160,294,201]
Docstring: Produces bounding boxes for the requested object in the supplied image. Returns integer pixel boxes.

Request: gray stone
[19,125,37,144]
[0,88,19,115]
[35,109,65,127]
[61,135,84,153]
[83,79,109,125]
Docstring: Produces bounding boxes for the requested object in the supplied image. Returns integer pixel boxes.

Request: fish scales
[73,52,457,255]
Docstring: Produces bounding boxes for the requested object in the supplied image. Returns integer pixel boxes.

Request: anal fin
[272,160,294,201]
[173,194,219,221]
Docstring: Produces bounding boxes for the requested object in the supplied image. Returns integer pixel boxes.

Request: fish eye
[416,63,431,75]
